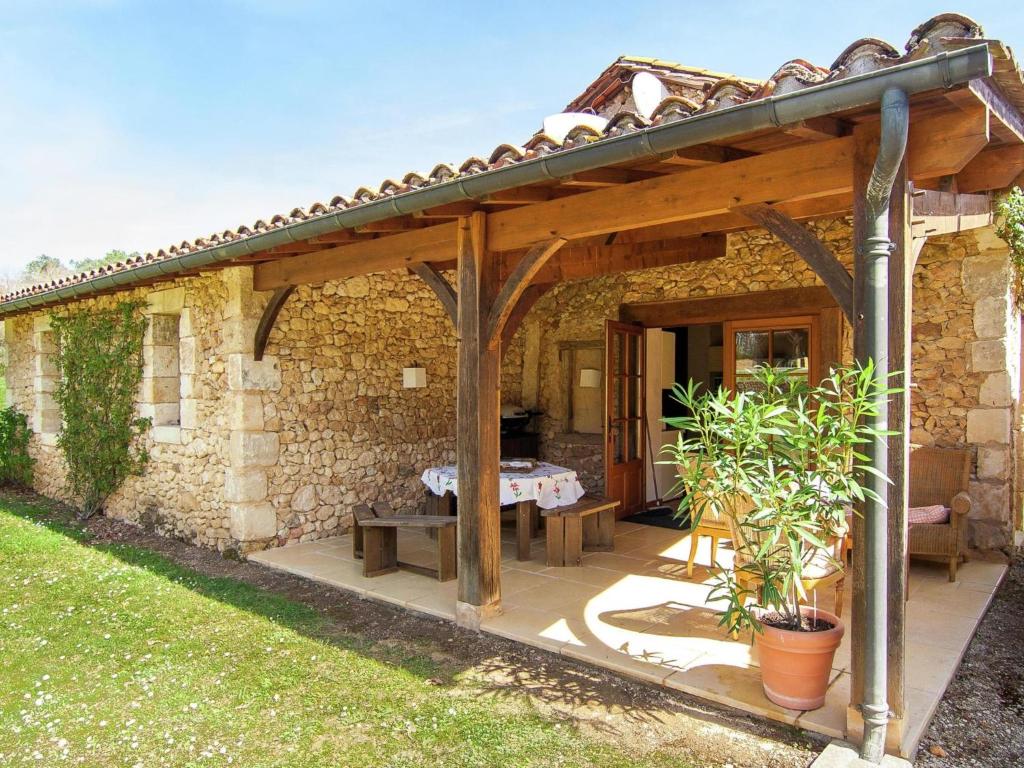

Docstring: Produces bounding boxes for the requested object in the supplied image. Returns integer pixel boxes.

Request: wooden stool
[541,496,619,567]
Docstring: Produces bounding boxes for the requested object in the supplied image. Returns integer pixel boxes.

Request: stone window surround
[32,315,59,447]
[141,287,195,445]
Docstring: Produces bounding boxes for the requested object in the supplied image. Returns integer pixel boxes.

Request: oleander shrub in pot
[663,362,893,710]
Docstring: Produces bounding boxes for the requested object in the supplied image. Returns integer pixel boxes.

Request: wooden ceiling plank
[906,104,990,179]
[956,145,1024,192]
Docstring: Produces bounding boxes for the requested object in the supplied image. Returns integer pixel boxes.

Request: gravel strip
[916,555,1023,767]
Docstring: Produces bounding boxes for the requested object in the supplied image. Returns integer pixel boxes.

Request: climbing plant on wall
[51,301,150,519]
[996,186,1024,306]
[0,406,34,487]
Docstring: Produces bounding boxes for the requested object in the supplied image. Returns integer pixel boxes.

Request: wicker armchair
[908,447,972,582]
[678,462,734,576]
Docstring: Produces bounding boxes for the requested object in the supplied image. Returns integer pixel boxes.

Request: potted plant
[663,362,891,710]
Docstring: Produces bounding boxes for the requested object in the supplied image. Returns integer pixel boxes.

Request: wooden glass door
[604,320,645,517]
[723,315,819,391]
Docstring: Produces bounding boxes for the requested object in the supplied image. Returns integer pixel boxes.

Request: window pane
[772,329,810,378]
[626,419,640,461]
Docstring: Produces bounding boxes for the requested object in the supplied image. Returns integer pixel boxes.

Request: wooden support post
[455,212,503,627]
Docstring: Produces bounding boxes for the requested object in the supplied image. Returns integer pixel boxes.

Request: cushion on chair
[908,504,950,526]
[802,546,843,579]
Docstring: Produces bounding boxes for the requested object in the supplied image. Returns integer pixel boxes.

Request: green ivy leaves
[996,186,1024,306]
[50,301,150,519]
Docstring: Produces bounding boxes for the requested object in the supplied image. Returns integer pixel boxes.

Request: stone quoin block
[229,392,265,431]
[228,354,281,392]
[965,408,1011,445]
[229,502,277,541]
[224,469,268,503]
[229,431,280,467]
[970,339,1008,373]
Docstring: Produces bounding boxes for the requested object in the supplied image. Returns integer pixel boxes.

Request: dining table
[420,461,586,560]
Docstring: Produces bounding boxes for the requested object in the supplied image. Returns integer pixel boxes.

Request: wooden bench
[352,503,457,581]
[541,496,619,567]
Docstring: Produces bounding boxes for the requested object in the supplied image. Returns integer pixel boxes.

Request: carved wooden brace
[486,238,566,349]
[254,285,295,361]
[735,202,854,322]
[409,262,457,327]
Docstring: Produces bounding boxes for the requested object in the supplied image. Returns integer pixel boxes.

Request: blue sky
[1,0,1021,275]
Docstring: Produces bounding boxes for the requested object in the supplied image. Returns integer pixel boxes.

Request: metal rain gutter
[858,87,910,764]
[0,43,993,317]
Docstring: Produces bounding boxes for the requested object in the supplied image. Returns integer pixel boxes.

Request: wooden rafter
[254,286,295,361]
[485,238,566,349]
[408,263,457,326]
[735,203,854,321]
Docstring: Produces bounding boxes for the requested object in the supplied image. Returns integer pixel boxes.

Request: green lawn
[0,496,684,768]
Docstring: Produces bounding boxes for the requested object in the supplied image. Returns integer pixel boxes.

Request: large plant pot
[755,607,844,711]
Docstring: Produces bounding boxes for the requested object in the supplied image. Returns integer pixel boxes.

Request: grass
[0,495,686,768]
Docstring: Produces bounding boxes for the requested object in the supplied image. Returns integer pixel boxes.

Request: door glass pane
[626,420,639,461]
[626,374,638,418]
[734,330,769,392]
[626,333,638,376]
[612,423,624,462]
[612,376,623,419]
[613,332,624,374]
[772,329,810,378]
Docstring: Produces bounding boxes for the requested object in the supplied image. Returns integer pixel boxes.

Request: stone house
[1,12,1023,757]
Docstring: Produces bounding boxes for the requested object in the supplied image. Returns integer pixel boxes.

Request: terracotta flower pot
[755,607,844,711]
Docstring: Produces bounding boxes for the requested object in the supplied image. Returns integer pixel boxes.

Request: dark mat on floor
[622,505,690,531]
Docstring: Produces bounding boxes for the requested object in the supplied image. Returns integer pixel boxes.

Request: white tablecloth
[420,462,586,510]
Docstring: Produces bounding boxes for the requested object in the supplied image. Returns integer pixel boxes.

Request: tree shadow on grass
[0,490,822,754]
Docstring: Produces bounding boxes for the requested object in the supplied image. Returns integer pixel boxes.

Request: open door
[605,320,645,517]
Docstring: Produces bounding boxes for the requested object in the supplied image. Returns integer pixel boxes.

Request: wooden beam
[968,77,1024,144]
[619,285,838,327]
[735,203,853,321]
[486,238,566,349]
[253,286,295,361]
[500,283,553,351]
[905,105,990,180]
[910,189,993,238]
[488,136,858,251]
[482,188,553,205]
[524,234,726,284]
[413,202,480,219]
[254,222,457,291]
[455,212,502,620]
[558,168,638,187]
[409,263,457,326]
[784,116,847,141]
[956,145,1024,193]
[657,145,734,166]
[354,217,423,233]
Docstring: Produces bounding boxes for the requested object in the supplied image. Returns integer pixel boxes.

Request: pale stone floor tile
[905,603,979,651]
[538,564,631,589]
[406,583,458,621]
[481,607,573,652]
[501,556,553,574]
[794,671,849,738]
[664,660,801,727]
[905,640,964,694]
[560,639,680,685]
[578,551,656,573]
[901,685,941,758]
[956,558,1008,586]
[503,581,602,612]
[910,579,996,620]
[361,572,440,609]
[500,568,559,597]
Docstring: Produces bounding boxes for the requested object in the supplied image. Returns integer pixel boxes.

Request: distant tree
[21,254,69,284]
[70,249,140,273]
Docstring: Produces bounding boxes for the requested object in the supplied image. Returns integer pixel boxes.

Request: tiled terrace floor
[250,520,1006,756]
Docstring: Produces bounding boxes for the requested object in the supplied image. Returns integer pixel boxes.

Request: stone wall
[261,272,457,545]
[3,221,1018,552]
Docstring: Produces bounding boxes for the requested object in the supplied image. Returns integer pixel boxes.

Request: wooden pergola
[236,67,1024,747]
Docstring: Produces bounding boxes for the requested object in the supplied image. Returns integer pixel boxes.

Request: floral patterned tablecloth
[420,462,586,510]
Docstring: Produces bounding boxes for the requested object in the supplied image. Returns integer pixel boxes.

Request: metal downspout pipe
[859,87,909,764]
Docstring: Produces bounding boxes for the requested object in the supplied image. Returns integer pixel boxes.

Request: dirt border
[3,489,825,768]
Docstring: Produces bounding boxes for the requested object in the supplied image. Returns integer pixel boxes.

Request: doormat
[622,505,690,531]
